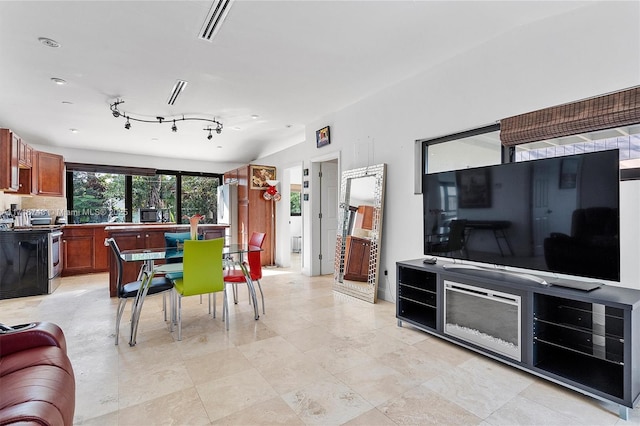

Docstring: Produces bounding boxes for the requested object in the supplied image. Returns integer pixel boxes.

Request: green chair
[167,238,228,340]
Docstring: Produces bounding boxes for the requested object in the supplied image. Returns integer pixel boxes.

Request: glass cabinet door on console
[533,294,625,400]
[397,266,438,330]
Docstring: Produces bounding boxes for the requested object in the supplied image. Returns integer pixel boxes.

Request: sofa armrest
[0,322,67,357]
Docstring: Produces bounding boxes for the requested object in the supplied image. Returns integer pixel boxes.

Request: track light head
[110,100,124,118]
[216,128,222,134]
[207,131,213,140]
[124,117,131,130]
[171,120,177,132]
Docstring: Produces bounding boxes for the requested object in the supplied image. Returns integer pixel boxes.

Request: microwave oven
[139,208,159,223]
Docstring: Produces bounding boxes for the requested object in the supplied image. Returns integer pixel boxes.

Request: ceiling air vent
[199,0,234,42]
[167,80,188,105]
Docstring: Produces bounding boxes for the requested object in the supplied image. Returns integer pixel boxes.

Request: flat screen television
[423,149,620,282]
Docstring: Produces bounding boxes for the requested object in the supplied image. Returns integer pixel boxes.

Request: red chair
[224,232,266,314]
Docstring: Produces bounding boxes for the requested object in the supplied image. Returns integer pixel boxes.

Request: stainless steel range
[48,229,62,293]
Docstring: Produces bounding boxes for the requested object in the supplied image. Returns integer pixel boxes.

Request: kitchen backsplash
[0,191,67,215]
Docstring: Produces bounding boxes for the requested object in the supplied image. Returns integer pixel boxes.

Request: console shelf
[397,267,438,330]
[396,259,640,420]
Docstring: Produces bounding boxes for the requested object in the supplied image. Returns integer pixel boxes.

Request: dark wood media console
[396,259,640,419]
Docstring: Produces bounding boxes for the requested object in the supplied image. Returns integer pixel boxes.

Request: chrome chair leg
[255,279,265,314]
[115,299,127,345]
[162,293,168,322]
[177,293,183,341]
[212,293,217,318]
[223,289,229,330]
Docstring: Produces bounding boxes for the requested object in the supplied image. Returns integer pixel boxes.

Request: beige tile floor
[2,259,640,425]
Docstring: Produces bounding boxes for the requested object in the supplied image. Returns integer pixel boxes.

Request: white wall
[257,1,640,299]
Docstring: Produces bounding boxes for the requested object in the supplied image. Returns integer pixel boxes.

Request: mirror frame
[333,163,386,303]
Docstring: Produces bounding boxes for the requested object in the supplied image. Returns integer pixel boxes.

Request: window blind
[500,87,640,146]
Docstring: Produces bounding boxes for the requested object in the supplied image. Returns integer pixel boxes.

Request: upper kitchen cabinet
[35,151,64,196]
[18,138,33,167]
[0,129,20,191]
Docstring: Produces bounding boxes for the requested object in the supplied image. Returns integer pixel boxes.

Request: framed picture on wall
[316,126,330,148]
[249,165,276,189]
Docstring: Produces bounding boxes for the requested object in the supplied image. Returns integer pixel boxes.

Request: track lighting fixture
[109,100,223,140]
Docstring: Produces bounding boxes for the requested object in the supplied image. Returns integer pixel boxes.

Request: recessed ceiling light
[233,126,241,131]
[38,37,60,48]
[151,138,159,141]
[285,124,292,128]
[217,146,222,149]
[251,114,259,119]
[51,77,67,85]
[61,101,73,105]
[69,128,78,133]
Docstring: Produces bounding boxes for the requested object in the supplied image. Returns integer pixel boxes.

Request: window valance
[65,162,157,176]
[500,87,640,146]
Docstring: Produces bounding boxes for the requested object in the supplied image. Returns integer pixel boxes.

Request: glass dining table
[120,244,262,346]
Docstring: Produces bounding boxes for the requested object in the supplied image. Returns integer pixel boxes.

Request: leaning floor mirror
[333,163,386,303]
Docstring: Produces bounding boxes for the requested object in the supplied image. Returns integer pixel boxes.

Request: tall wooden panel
[224,164,275,265]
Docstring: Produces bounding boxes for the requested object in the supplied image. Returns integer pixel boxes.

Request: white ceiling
[0,1,590,165]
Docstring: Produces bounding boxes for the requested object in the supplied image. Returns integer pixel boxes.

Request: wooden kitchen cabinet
[62,227,95,275]
[18,138,33,167]
[62,225,110,276]
[35,151,64,196]
[17,168,33,195]
[0,129,19,191]
[354,205,374,230]
[343,235,371,282]
[202,228,226,240]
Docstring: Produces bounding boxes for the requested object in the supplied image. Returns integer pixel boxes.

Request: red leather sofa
[0,322,75,426]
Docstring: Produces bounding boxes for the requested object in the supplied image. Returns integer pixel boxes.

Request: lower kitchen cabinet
[62,225,109,276]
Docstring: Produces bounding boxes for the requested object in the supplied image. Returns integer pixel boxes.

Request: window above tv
[514,124,640,170]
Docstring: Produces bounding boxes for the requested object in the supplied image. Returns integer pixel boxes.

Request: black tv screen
[423,149,620,282]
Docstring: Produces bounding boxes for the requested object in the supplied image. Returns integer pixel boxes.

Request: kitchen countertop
[1,225,63,232]
[103,223,229,231]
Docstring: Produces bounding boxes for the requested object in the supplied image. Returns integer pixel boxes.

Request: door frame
[306,151,340,276]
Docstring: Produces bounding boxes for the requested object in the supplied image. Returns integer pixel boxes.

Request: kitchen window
[66,164,222,224]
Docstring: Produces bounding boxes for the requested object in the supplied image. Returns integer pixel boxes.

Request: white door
[320,160,339,274]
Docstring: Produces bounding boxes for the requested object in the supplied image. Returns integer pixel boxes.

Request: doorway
[318,159,339,274]
[288,165,302,272]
